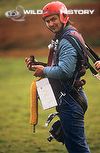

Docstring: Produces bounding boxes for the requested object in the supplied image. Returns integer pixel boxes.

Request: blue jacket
[43,25,84,80]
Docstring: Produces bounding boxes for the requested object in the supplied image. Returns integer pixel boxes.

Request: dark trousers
[56,89,91,153]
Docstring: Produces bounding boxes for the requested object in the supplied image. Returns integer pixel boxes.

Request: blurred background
[0,0,100,56]
[0,1,100,153]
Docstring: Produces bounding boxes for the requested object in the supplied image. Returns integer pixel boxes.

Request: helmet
[42,1,69,26]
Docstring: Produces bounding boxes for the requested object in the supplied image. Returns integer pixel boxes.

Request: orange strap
[30,80,38,132]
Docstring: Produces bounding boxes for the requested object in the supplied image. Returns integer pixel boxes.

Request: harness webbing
[85,43,100,63]
[63,34,99,76]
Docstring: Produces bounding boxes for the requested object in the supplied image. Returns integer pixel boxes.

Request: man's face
[44,14,63,33]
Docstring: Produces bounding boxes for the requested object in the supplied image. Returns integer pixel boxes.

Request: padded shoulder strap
[63,34,87,63]
[63,34,98,75]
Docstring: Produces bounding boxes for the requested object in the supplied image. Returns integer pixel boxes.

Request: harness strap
[61,34,99,112]
[85,43,100,62]
[63,34,99,76]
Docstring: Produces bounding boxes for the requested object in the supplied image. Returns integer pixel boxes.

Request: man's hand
[32,65,45,77]
[25,57,35,71]
[94,61,100,72]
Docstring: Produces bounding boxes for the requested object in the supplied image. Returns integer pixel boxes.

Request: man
[94,61,100,72]
[25,1,91,153]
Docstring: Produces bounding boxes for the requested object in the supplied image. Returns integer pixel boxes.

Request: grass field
[0,57,100,153]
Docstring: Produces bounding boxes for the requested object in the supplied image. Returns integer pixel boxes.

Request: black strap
[85,43,100,62]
